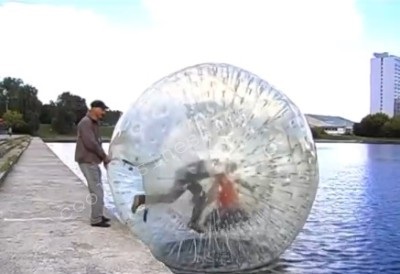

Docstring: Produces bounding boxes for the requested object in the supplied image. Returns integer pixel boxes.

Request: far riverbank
[315,138,400,144]
[37,124,112,143]
[40,136,400,145]
[37,122,400,145]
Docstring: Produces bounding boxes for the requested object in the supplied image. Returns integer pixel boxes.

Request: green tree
[39,102,57,124]
[19,84,42,132]
[2,110,27,131]
[51,92,88,134]
[102,110,122,125]
[0,77,42,133]
[55,92,88,124]
[353,113,390,137]
[381,117,400,138]
[51,108,75,134]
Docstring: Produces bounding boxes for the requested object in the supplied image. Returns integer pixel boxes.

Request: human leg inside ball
[132,159,250,232]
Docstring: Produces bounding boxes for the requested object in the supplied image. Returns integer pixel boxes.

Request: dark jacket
[74,114,107,164]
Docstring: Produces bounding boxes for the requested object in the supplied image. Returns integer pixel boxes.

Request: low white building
[305,114,355,135]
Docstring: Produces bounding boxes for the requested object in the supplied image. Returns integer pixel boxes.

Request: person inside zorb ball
[107,63,319,273]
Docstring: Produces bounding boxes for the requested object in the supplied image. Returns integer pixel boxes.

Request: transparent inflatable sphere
[107,63,319,273]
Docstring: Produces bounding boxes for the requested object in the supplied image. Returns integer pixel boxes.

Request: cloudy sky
[0,0,399,122]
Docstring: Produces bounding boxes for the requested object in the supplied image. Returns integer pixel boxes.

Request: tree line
[0,77,122,135]
[352,113,400,138]
[5,76,400,139]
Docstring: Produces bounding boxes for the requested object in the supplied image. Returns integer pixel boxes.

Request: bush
[310,127,326,139]
[13,123,33,134]
[381,117,400,138]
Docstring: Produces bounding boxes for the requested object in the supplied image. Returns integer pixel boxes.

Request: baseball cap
[90,100,109,110]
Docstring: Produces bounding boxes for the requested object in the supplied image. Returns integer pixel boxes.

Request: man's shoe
[91,221,111,228]
[102,216,110,222]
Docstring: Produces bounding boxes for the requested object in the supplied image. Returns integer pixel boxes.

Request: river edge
[41,137,111,143]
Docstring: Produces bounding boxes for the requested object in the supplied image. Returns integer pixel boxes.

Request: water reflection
[363,145,400,272]
[46,142,400,273]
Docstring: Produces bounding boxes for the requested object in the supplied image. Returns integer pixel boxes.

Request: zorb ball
[107,63,319,273]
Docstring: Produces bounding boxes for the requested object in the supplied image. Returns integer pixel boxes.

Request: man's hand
[131,194,146,214]
[103,155,111,169]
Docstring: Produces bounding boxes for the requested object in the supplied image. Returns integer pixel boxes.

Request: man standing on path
[75,100,111,228]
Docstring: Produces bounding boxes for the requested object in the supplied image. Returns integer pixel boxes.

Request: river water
[46,142,400,274]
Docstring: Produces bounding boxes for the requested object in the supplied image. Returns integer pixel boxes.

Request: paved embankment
[0,137,172,274]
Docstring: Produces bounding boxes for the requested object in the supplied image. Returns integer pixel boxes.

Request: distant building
[370,52,400,117]
[305,114,355,135]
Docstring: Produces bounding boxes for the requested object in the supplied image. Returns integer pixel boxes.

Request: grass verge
[0,136,31,185]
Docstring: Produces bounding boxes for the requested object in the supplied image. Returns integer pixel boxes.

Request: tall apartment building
[370,52,400,117]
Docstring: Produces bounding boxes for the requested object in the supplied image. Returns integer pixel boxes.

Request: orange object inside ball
[214,173,239,208]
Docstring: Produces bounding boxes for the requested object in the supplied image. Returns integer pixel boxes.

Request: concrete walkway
[0,138,172,274]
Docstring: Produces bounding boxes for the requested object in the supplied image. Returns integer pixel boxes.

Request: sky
[0,0,399,122]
